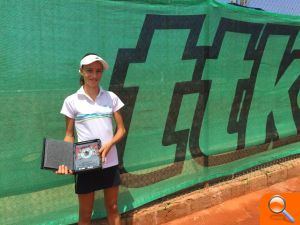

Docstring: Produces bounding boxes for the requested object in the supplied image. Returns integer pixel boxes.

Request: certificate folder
[41,138,102,173]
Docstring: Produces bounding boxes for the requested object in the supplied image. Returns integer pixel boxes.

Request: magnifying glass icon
[268,195,295,223]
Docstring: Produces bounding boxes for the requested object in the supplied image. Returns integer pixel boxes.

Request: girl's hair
[79,53,98,85]
[80,75,85,85]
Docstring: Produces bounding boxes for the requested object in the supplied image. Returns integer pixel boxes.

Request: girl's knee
[107,202,119,214]
[79,207,93,222]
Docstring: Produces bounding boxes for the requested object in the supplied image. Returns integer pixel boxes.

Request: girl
[56,53,126,225]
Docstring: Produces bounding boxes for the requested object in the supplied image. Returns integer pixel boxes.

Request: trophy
[41,138,102,173]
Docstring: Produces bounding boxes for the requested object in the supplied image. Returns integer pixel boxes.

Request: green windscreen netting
[1,0,300,224]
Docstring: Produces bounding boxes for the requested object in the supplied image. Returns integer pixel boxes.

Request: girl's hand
[55,165,73,175]
[99,141,113,164]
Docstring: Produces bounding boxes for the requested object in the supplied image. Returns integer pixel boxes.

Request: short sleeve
[110,92,125,112]
[60,96,75,119]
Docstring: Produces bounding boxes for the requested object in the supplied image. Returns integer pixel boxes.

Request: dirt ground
[161,176,300,225]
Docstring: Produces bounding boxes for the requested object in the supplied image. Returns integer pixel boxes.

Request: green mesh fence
[1,0,300,224]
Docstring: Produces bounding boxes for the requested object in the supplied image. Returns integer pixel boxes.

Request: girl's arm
[55,116,74,175]
[64,116,75,143]
[99,110,126,161]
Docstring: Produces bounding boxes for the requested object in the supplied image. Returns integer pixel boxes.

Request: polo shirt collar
[77,86,104,101]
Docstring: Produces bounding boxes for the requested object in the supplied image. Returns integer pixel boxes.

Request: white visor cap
[79,54,109,71]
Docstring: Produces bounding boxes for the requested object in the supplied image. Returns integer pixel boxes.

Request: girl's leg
[104,186,121,225]
[78,192,95,225]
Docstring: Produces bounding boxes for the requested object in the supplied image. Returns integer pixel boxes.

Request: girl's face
[80,61,103,88]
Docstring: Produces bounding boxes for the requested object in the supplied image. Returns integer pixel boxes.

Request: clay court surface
[161,176,300,225]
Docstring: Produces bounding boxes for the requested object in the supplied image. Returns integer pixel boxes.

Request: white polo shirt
[60,86,124,168]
